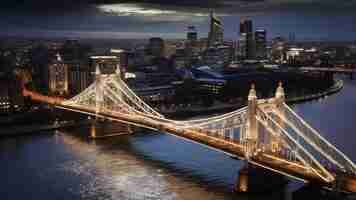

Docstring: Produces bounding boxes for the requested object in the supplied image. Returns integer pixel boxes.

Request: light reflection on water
[54,131,245,200]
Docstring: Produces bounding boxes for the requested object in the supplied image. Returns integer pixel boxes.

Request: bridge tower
[236,83,288,193]
[95,64,103,114]
[271,82,285,154]
[92,64,103,138]
[244,83,258,159]
[115,63,123,80]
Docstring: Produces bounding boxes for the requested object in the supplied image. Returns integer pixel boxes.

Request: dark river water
[0,75,355,200]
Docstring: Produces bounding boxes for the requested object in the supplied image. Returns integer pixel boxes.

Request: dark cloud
[1,0,356,40]
[3,0,356,13]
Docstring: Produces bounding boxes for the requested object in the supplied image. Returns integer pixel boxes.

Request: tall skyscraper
[239,19,254,59]
[255,29,267,60]
[208,11,224,47]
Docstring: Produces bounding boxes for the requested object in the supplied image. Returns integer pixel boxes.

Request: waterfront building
[203,45,232,69]
[109,48,128,70]
[164,42,177,59]
[173,47,187,69]
[286,47,320,67]
[271,37,287,63]
[0,76,24,114]
[134,85,176,103]
[148,37,165,58]
[208,11,224,47]
[126,71,180,103]
[48,53,69,95]
[197,78,226,95]
[188,67,226,95]
[255,29,267,60]
[127,46,147,68]
[237,35,247,60]
[29,44,51,93]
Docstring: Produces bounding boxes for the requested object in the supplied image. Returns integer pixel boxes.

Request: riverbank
[286,79,343,104]
[163,79,343,119]
[0,120,90,137]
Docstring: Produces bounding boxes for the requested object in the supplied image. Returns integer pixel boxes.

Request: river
[0,75,355,200]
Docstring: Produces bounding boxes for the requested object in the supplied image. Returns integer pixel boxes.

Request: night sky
[1,0,356,40]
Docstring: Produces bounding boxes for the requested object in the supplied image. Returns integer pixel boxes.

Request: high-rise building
[271,37,287,63]
[148,37,165,58]
[208,11,224,47]
[239,19,254,59]
[203,45,232,69]
[67,61,91,96]
[48,53,68,95]
[237,36,247,59]
[174,47,187,69]
[187,26,198,43]
[240,19,253,35]
[255,29,267,60]
[109,48,128,72]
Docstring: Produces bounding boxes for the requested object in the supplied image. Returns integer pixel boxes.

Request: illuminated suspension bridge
[23,65,356,193]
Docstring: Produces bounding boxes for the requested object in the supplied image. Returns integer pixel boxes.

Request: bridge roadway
[23,88,356,193]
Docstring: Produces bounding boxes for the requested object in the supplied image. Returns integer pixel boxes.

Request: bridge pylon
[271,82,285,153]
[93,64,103,139]
[95,64,103,115]
[244,83,258,160]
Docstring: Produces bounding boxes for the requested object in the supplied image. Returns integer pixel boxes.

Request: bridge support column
[90,118,97,139]
[235,163,249,192]
[292,184,344,200]
[90,119,133,139]
[234,163,288,193]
